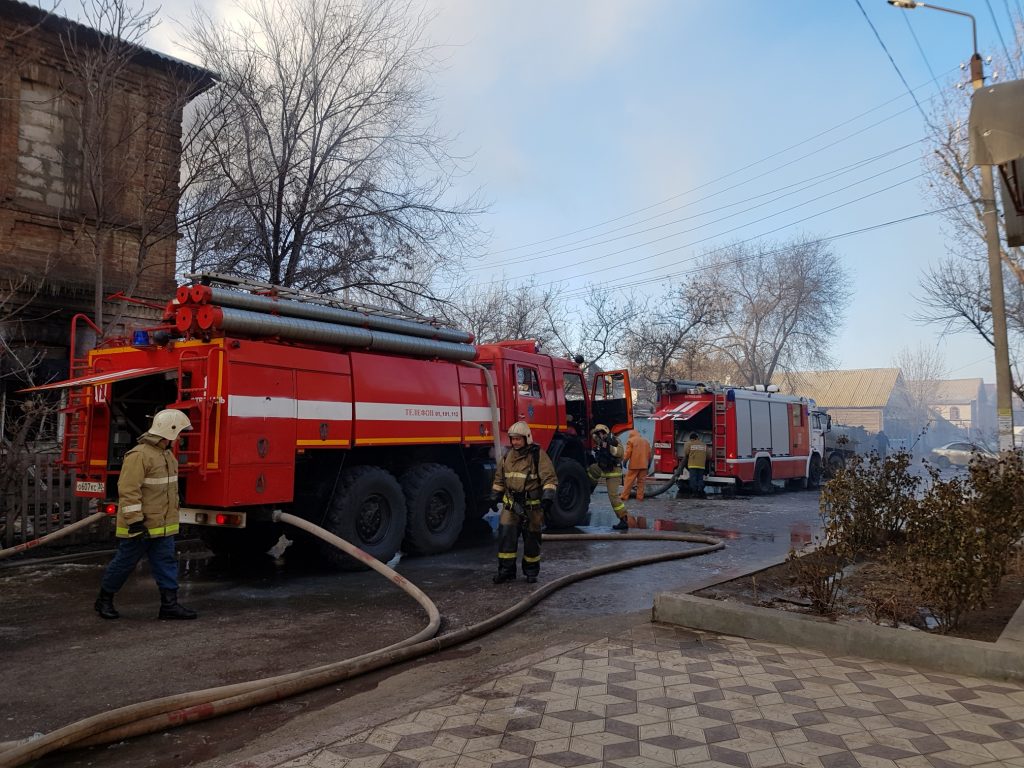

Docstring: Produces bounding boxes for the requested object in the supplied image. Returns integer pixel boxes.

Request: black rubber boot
[493,570,516,584]
[612,518,629,531]
[94,590,119,620]
[525,575,538,584]
[158,589,197,620]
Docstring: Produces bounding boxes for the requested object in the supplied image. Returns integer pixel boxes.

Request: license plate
[76,481,105,494]
[654,442,673,449]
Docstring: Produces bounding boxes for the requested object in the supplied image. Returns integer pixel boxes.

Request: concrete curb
[653,591,1024,683]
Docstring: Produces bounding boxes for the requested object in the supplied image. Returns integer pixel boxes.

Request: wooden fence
[1,453,105,549]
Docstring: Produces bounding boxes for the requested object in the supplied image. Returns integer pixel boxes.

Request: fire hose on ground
[0,511,107,561]
[0,512,723,768]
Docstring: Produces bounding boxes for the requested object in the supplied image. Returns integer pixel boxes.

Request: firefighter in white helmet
[94,409,197,621]
[588,424,629,530]
[489,421,557,584]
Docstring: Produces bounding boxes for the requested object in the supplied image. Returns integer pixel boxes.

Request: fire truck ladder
[170,347,224,478]
[60,314,103,470]
[712,391,728,474]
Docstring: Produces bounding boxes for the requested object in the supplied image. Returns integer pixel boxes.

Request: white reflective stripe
[297,400,352,420]
[357,402,462,422]
[228,396,353,420]
[122,503,143,512]
[462,406,495,422]
[143,475,178,485]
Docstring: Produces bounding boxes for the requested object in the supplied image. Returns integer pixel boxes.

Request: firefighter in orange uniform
[588,424,629,530]
[682,432,708,499]
[620,429,652,502]
[490,421,558,584]
[94,409,197,621]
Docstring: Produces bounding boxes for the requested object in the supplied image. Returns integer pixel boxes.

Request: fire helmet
[592,424,610,436]
[508,421,533,445]
[149,409,192,441]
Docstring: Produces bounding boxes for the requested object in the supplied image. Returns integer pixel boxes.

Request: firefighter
[489,421,557,584]
[588,424,628,530]
[94,409,197,621]
[620,429,652,502]
[682,431,708,499]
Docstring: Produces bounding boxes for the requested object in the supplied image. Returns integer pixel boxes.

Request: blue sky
[142,0,1017,382]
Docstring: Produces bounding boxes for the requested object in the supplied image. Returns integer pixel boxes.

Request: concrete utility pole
[887,0,1016,450]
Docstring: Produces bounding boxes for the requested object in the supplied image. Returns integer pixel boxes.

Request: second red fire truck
[31,276,633,567]
[649,379,824,495]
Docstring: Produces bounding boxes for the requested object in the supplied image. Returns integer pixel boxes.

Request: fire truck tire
[321,466,407,570]
[753,459,773,495]
[807,454,823,489]
[400,463,466,556]
[547,459,590,529]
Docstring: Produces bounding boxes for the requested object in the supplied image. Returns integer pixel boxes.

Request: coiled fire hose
[0,511,106,561]
[0,512,722,768]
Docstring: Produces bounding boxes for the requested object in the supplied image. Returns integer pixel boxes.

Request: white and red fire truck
[31,276,633,566]
[649,380,824,494]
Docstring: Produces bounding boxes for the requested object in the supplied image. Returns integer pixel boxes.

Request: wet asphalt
[0,485,822,767]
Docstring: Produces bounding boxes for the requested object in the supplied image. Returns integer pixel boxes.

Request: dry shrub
[847,552,922,628]
[786,543,844,616]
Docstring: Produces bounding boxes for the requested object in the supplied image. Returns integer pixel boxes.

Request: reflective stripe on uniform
[542,483,557,490]
[602,472,620,478]
[115,526,144,537]
[504,472,529,479]
[143,475,178,485]
[121,503,143,513]
[523,555,540,563]
[611,501,626,513]
[497,552,517,559]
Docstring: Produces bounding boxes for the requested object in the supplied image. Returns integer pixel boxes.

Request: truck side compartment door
[590,370,633,434]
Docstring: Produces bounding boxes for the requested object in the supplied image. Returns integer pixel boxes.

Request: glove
[541,498,553,515]
[127,520,146,537]
[489,492,502,512]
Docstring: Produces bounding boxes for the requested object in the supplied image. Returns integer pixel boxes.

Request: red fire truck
[649,380,824,494]
[30,276,632,566]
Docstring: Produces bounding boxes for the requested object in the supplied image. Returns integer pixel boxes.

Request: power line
[986,0,1020,78]
[475,130,927,272]
[477,156,923,278]
[854,0,932,124]
[495,172,924,293]
[477,66,956,258]
[562,206,965,300]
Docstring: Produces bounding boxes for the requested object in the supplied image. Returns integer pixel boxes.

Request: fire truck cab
[31,277,633,567]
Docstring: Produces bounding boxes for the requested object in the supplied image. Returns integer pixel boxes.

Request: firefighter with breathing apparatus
[94,409,197,621]
[589,424,629,530]
[489,421,557,584]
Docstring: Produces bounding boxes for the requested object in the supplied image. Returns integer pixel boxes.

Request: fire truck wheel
[400,463,466,556]
[546,459,590,529]
[321,466,407,570]
[807,454,823,490]
[753,459,773,495]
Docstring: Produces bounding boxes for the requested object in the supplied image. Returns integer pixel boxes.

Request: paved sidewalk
[246,624,1024,768]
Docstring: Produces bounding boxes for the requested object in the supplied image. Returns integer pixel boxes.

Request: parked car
[928,441,995,468]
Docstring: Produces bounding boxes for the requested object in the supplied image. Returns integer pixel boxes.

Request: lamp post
[888,0,1016,451]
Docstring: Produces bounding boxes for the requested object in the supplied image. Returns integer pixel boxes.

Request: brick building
[0,0,214,389]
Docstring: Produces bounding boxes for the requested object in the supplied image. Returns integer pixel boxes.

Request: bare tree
[917,15,1024,394]
[695,237,851,386]
[617,282,719,409]
[181,0,483,302]
[893,342,947,441]
[544,287,636,371]
[430,279,565,346]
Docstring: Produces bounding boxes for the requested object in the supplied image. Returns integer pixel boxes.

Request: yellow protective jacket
[492,445,558,503]
[683,438,708,470]
[623,430,652,469]
[116,433,180,538]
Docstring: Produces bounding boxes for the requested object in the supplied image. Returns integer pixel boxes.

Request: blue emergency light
[132,330,151,346]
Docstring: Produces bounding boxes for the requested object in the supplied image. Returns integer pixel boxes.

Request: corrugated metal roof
[773,368,903,408]
[910,378,984,405]
[0,0,216,87]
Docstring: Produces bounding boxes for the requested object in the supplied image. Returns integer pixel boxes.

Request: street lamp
[888,0,1016,450]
